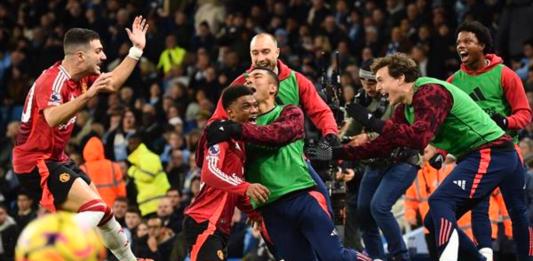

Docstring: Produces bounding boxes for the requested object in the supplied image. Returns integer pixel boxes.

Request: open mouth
[458,50,469,61]
[249,116,257,124]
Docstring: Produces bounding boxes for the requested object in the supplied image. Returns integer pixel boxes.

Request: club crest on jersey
[59,173,71,183]
[209,144,220,155]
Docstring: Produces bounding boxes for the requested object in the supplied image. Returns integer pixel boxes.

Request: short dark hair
[371,53,421,82]
[167,186,182,196]
[221,85,255,110]
[114,196,128,204]
[456,21,493,54]
[126,207,141,215]
[251,66,280,87]
[63,28,100,54]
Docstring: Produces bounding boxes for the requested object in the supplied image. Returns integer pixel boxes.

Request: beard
[255,59,276,70]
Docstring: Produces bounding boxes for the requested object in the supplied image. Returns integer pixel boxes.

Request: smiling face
[375,66,405,105]
[456,31,485,67]
[361,77,378,97]
[227,94,258,124]
[250,34,279,70]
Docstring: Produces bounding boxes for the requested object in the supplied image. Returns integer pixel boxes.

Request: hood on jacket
[460,53,503,75]
[83,136,106,162]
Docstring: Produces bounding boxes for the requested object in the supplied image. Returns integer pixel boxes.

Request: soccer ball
[15,212,105,261]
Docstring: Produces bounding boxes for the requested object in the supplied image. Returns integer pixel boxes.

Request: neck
[403,82,415,105]
[465,56,487,72]
[61,58,84,81]
[258,99,276,114]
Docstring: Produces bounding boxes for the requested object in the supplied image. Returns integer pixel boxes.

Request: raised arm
[109,16,148,91]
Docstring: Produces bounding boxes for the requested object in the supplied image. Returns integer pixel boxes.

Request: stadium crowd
[0,0,533,260]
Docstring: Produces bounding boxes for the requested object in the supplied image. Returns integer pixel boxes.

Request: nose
[375,83,382,92]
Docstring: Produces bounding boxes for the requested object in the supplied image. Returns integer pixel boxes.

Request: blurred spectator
[80,136,126,208]
[156,196,182,234]
[139,103,165,153]
[0,204,17,260]
[104,107,138,161]
[157,34,186,75]
[516,39,533,81]
[112,197,128,228]
[136,216,175,261]
[125,207,143,253]
[0,121,19,176]
[12,191,36,230]
[126,133,170,217]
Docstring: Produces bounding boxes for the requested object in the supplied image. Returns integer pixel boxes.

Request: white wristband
[128,46,143,60]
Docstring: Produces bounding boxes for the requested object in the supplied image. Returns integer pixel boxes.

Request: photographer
[338,59,420,261]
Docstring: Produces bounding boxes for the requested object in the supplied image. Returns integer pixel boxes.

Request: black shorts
[183,216,228,261]
[16,160,91,210]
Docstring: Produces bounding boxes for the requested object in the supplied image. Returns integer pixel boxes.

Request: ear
[269,83,277,95]
[398,74,405,84]
[226,108,234,119]
[275,47,280,59]
[77,51,85,62]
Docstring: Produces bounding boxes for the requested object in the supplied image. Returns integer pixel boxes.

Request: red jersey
[185,137,254,235]
[13,62,97,173]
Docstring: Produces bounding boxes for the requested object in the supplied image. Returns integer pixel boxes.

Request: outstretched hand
[126,16,149,50]
[205,120,242,147]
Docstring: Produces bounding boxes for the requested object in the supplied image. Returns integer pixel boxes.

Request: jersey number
[20,83,36,123]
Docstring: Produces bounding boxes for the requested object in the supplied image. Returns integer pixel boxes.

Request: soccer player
[207,67,370,261]
[183,86,270,261]
[448,21,532,260]
[307,53,532,261]
[12,17,148,261]
[210,33,339,216]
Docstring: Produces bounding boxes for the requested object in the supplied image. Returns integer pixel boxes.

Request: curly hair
[371,53,421,83]
[456,21,494,54]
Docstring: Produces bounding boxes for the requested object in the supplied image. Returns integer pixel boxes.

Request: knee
[78,199,114,226]
[370,197,391,218]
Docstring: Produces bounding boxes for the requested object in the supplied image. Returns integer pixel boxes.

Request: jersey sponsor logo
[209,144,220,155]
[453,180,466,190]
[59,173,71,183]
[58,116,77,130]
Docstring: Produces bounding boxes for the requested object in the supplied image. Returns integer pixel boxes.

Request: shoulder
[282,104,303,114]
[414,83,452,104]
[500,65,521,80]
